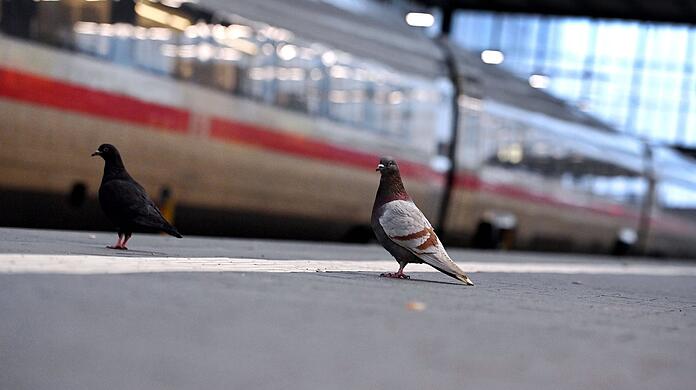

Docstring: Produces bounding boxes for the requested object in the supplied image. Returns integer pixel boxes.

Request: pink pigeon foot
[107,235,127,250]
[380,271,410,279]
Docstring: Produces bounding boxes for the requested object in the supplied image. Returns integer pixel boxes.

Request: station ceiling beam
[413,0,696,25]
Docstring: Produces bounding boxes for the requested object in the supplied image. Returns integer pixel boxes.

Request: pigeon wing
[378,199,468,279]
[101,179,172,231]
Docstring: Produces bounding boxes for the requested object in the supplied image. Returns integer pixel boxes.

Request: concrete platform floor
[1,228,695,390]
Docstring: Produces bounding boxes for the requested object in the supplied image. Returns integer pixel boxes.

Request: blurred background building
[451,12,695,147]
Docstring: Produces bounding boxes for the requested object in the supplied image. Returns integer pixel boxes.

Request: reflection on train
[1,0,695,257]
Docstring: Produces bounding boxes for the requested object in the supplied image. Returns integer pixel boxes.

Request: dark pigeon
[92,144,182,249]
[371,156,474,285]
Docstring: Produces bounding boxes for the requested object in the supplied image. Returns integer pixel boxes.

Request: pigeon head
[92,144,127,179]
[91,144,120,160]
[376,156,399,176]
[374,156,409,205]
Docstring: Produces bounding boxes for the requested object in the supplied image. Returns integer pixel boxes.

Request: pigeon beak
[91,151,101,157]
[376,163,385,171]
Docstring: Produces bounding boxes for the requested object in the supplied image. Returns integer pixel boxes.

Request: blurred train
[2,0,696,257]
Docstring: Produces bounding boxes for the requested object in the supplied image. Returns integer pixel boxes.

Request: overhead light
[249,67,274,81]
[277,44,298,61]
[405,12,434,27]
[259,26,294,42]
[226,25,253,39]
[226,38,258,56]
[330,65,352,79]
[276,67,305,81]
[388,91,404,104]
[529,74,550,89]
[197,43,214,62]
[218,48,242,62]
[497,143,523,164]
[481,49,504,65]
[160,0,199,8]
[321,51,337,66]
[74,22,99,35]
[135,1,191,30]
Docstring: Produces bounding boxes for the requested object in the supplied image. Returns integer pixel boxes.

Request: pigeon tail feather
[454,273,475,286]
[161,223,183,238]
[418,252,474,286]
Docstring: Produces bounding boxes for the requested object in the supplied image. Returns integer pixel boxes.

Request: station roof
[414,0,696,25]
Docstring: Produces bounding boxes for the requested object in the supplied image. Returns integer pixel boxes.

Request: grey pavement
[1,228,695,390]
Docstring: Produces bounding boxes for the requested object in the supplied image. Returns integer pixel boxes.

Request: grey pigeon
[92,144,182,249]
[371,157,474,285]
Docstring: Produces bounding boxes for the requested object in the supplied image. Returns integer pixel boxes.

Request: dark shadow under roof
[415,0,696,25]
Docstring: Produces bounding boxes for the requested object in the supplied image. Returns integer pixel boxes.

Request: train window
[1,0,446,148]
[0,1,33,38]
[243,41,275,104]
[457,102,483,169]
[657,182,696,211]
[134,28,175,75]
[372,82,390,132]
[274,42,314,113]
[578,159,646,205]
[328,63,364,126]
[410,84,450,153]
[307,64,327,117]
[213,60,239,93]
[386,88,409,136]
[73,22,109,58]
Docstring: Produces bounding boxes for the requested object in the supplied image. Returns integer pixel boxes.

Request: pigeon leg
[120,232,132,250]
[380,263,410,279]
[107,233,124,249]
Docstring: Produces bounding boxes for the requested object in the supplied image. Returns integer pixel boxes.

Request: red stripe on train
[209,119,439,181]
[0,66,441,182]
[454,173,634,219]
[0,67,189,132]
